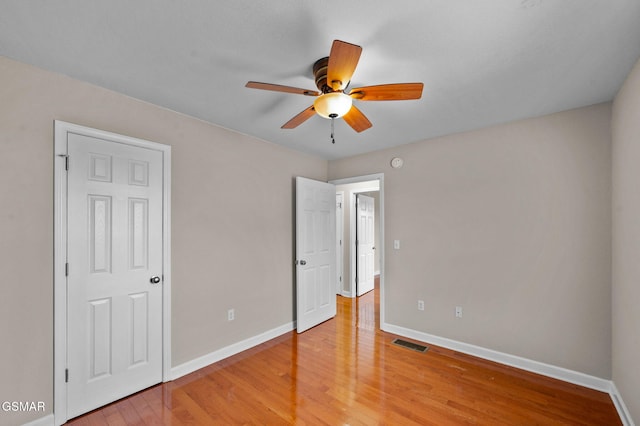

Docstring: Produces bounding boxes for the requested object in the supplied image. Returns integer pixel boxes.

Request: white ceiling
[1,1,639,160]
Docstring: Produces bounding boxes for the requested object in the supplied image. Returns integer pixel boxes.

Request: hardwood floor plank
[67,284,621,425]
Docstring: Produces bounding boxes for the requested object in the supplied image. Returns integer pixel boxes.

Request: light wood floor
[68,284,621,425]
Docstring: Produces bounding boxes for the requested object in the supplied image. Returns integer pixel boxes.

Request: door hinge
[65,368,69,383]
[58,154,69,171]
[65,263,69,277]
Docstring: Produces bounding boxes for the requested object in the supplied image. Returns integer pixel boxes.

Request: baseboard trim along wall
[172,320,635,424]
[21,413,54,426]
[170,322,295,381]
[30,320,634,426]
[383,322,635,426]
[383,323,610,390]
[610,382,636,426]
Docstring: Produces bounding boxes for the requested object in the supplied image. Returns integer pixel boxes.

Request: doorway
[330,174,385,326]
[54,121,172,424]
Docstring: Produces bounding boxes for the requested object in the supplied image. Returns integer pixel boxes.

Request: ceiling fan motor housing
[313,57,333,93]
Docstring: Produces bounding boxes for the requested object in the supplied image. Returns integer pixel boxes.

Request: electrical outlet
[227,309,235,321]
[417,300,425,311]
[455,306,463,318]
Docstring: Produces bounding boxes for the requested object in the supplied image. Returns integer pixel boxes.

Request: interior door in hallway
[296,177,336,333]
[356,194,375,296]
[66,133,164,419]
[336,192,344,295]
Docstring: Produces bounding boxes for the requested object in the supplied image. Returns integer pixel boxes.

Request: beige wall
[329,103,612,378]
[612,57,640,423]
[0,56,327,425]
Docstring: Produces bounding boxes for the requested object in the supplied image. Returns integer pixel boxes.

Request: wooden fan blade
[349,83,424,101]
[327,40,362,91]
[281,106,316,129]
[246,81,319,96]
[343,105,372,133]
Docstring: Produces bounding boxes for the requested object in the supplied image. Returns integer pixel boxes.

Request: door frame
[53,121,172,425]
[330,174,385,327]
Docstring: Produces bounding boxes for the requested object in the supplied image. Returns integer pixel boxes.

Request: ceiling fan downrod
[330,113,338,144]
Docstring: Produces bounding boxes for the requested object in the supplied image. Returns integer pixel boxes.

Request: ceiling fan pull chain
[330,113,337,144]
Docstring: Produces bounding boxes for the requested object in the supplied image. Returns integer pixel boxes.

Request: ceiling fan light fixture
[313,92,353,119]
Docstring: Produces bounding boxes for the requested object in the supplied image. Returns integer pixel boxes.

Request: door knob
[299,260,307,265]
[150,276,161,284]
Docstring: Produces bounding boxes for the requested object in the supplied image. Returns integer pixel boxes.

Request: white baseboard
[22,413,54,426]
[610,382,636,426]
[382,322,611,392]
[384,323,638,424]
[170,322,295,380]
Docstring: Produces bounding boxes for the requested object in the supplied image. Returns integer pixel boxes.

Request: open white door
[356,194,375,296]
[296,177,336,333]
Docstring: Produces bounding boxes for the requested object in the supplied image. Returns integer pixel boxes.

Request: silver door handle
[150,276,161,284]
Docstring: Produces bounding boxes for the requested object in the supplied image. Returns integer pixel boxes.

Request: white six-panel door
[66,133,164,418]
[296,177,336,333]
[336,192,344,295]
[356,194,375,296]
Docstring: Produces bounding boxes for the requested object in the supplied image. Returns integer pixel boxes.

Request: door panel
[89,195,112,273]
[88,298,111,379]
[296,177,336,333]
[67,133,163,418]
[129,198,149,269]
[130,291,150,366]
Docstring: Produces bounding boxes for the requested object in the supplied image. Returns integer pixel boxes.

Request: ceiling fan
[246,40,424,139]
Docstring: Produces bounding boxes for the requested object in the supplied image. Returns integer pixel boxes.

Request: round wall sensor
[390,157,404,169]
